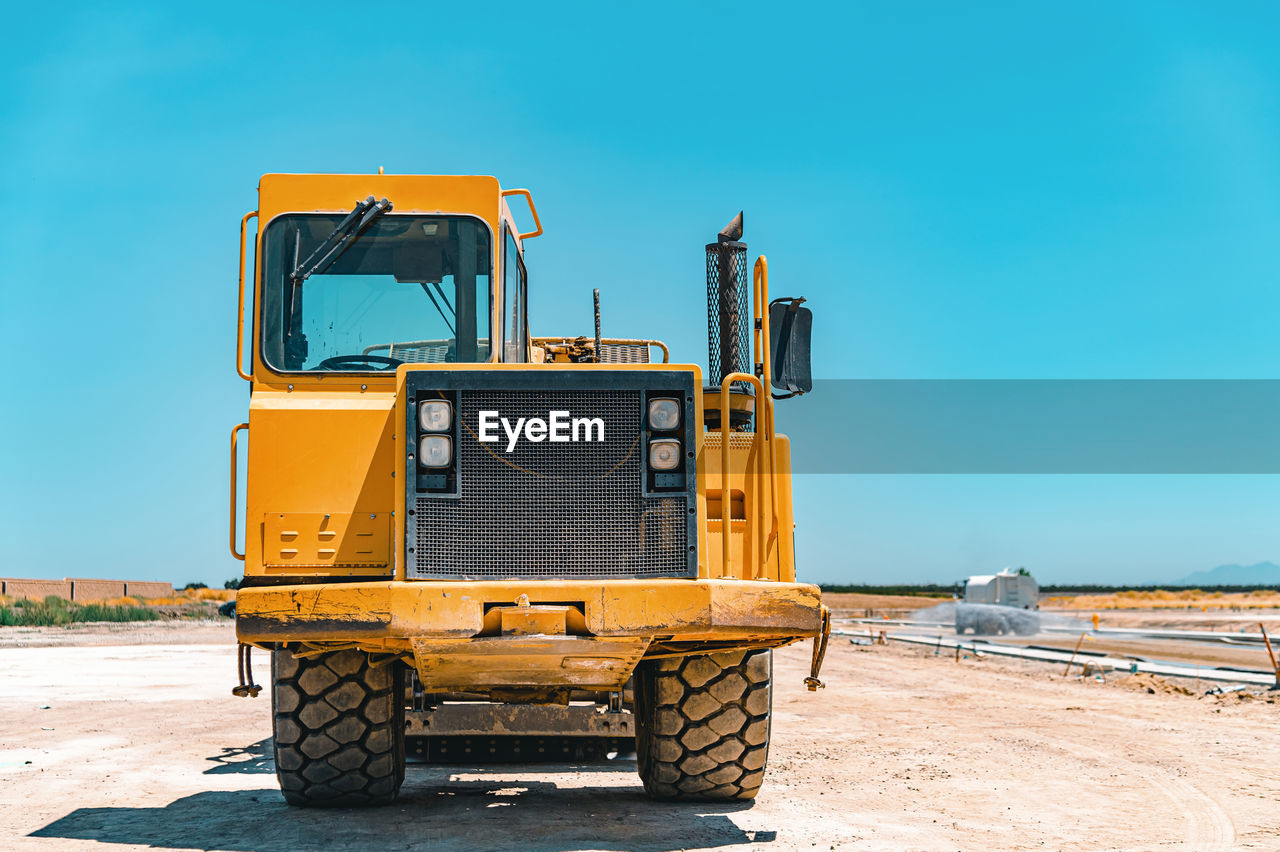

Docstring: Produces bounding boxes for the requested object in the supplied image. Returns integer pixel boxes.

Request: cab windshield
[260,213,492,372]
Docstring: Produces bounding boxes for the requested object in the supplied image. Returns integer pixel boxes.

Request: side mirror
[768,298,812,397]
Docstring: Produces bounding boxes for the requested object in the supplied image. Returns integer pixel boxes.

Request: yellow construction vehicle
[229,173,829,806]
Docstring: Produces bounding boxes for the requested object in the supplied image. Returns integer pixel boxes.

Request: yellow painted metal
[753,256,782,550]
[235,578,822,646]
[229,423,248,561]
[499,187,543,240]
[244,390,397,577]
[251,174,508,390]
[263,512,390,569]
[700,432,795,582]
[499,603,571,636]
[718,372,767,580]
[235,211,257,382]
[411,635,648,691]
[233,172,822,687]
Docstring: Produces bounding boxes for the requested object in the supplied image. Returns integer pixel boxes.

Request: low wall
[1,578,74,600]
[68,578,127,601]
[124,581,175,599]
[2,578,174,602]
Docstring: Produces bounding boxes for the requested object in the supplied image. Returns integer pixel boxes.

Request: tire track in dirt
[1037,733,1235,849]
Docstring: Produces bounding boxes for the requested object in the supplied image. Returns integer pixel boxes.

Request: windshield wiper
[284,196,393,365]
[290,196,393,285]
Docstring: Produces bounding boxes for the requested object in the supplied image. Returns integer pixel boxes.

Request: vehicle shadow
[32,762,771,852]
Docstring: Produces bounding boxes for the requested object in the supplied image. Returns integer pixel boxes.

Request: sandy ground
[0,620,231,648]
[819,593,949,613]
[1,622,1278,851]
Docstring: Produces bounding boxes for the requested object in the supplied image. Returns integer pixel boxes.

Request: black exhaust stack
[705,212,752,428]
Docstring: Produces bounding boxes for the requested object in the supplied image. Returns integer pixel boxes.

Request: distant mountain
[1176,561,1280,586]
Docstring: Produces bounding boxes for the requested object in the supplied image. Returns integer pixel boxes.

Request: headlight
[419,400,453,432]
[419,435,453,468]
[648,439,681,471]
[647,398,680,431]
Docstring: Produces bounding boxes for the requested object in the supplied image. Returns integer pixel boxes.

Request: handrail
[719,372,765,579]
[230,422,248,561]
[500,188,543,240]
[753,257,780,552]
[236,211,259,381]
[530,336,670,363]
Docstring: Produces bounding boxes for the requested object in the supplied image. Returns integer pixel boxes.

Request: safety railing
[531,337,671,363]
[717,372,765,579]
[230,422,248,560]
[715,255,780,580]
[235,211,258,382]
[752,257,780,551]
[500,188,543,240]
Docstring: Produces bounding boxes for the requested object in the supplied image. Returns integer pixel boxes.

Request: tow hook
[805,606,831,691]
[232,643,262,697]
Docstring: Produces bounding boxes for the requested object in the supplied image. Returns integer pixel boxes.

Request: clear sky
[2,3,1278,587]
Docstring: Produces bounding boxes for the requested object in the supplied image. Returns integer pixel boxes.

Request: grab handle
[236,211,258,381]
[500,188,543,240]
[230,422,248,560]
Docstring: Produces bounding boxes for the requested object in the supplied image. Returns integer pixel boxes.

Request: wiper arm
[283,196,393,366]
[290,195,393,285]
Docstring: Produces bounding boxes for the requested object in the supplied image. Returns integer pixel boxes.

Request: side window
[502,228,527,362]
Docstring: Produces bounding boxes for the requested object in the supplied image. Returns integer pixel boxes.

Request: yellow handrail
[719,372,765,579]
[500,188,543,240]
[753,257,781,551]
[236,211,258,382]
[714,257,783,580]
[230,422,248,561]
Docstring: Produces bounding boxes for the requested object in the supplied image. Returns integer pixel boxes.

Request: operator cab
[254,175,530,375]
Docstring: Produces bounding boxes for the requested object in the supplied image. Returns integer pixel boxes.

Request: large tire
[271,647,405,807]
[634,649,771,801]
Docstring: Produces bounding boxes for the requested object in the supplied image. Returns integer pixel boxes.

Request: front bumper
[235,578,822,645]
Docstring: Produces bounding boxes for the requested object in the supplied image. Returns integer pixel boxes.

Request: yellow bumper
[235,578,822,646]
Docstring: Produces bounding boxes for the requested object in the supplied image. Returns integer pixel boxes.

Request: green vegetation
[1040,583,1279,594]
[818,584,957,597]
[182,582,209,591]
[0,595,161,627]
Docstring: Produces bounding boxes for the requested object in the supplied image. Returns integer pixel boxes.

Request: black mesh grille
[706,241,750,387]
[410,388,691,579]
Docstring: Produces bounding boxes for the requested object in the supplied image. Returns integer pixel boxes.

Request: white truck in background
[955,568,1041,636]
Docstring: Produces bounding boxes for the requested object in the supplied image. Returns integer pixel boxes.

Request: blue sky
[2,3,1278,586]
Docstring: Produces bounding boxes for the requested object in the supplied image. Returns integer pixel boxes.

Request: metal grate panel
[598,343,651,364]
[410,387,691,579]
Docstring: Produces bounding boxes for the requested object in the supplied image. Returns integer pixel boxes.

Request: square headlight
[419,400,453,432]
[647,398,680,431]
[648,438,681,471]
[419,435,453,468]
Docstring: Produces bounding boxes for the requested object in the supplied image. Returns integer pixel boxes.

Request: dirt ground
[819,593,948,613]
[1,621,1278,851]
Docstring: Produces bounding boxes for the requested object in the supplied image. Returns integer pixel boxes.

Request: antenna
[593,288,602,363]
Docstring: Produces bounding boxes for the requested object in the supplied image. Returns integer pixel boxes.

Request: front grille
[406,374,695,580]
